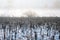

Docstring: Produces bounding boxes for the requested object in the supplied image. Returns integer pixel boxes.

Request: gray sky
[0,0,60,9]
[0,0,60,17]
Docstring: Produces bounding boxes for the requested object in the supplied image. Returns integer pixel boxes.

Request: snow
[0,23,60,40]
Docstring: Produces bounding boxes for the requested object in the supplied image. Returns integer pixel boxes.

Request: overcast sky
[0,0,60,9]
[0,0,60,17]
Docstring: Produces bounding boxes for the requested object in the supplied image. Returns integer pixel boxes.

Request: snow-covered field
[0,23,60,40]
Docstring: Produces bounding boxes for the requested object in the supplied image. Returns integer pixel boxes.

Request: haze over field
[0,0,60,17]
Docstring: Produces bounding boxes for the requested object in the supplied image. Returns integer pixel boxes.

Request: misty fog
[0,0,60,17]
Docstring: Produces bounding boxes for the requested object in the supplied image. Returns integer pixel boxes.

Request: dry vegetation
[0,17,60,25]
